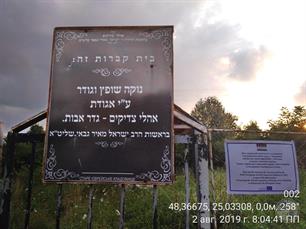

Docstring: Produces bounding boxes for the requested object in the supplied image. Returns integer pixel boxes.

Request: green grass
[6,166,306,228]
[9,169,199,229]
[212,168,306,229]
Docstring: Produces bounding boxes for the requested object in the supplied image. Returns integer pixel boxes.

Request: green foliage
[10,168,198,228]
[191,97,238,129]
[174,144,186,173]
[14,142,32,170]
[212,168,306,229]
[29,124,44,134]
[13,124,44,172]
[243,121,261,131]
[191,101,306,167]
[237,121,265,140]
[191,97,239,167]
[268,106,306,131]
[267,106,306,168]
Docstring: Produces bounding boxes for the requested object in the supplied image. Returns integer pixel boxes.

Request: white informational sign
[225,140,299,194]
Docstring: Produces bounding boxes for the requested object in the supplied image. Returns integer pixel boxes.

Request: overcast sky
[0,0,305,133]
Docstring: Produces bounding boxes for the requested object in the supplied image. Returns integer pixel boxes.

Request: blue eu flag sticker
[266,186,272,191]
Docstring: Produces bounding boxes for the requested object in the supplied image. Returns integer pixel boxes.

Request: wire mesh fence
[2,136,208,229]
[1,129,305,228]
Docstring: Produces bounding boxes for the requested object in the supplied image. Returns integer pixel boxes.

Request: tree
[191,97,239,167]
[243,120,261,131]
[268,106,306,131]
[238,120,265,140]
[13,124,45,171]
[267,106,306,168]
[28,124,44,134]
[191,97,238,129]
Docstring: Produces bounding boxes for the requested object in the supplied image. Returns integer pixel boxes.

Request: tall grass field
[7,167,305,228]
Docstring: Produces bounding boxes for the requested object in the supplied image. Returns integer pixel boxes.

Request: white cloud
[295,81,306,105]
[227,46,270,81]
[1,0,302,130]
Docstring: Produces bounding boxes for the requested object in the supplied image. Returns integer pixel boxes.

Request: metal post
[0,132,15,229]
[208,131,214,172]
[87,185,94,229]
[55,184,63,229]
[193,135,200,228]
[194,134,211,229]
[208,130,217,229]
[119,184,125,229]
[24,141,36,229]
[0,121,4,175]
[152,185,158,229]
[184,145,190,229]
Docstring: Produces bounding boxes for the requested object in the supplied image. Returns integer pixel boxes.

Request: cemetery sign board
[43,26,174,184]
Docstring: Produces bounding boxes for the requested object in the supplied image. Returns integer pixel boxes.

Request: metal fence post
[208,130,217,229]
[184,145,190,229]
[0,121,3,176]
[55,184,63,229]
[24,141,36,229]
[87,185,94,229]
[194,133,211,229]
[0,132,15,229]
[119,184,125,229]
[152,185,158,229]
